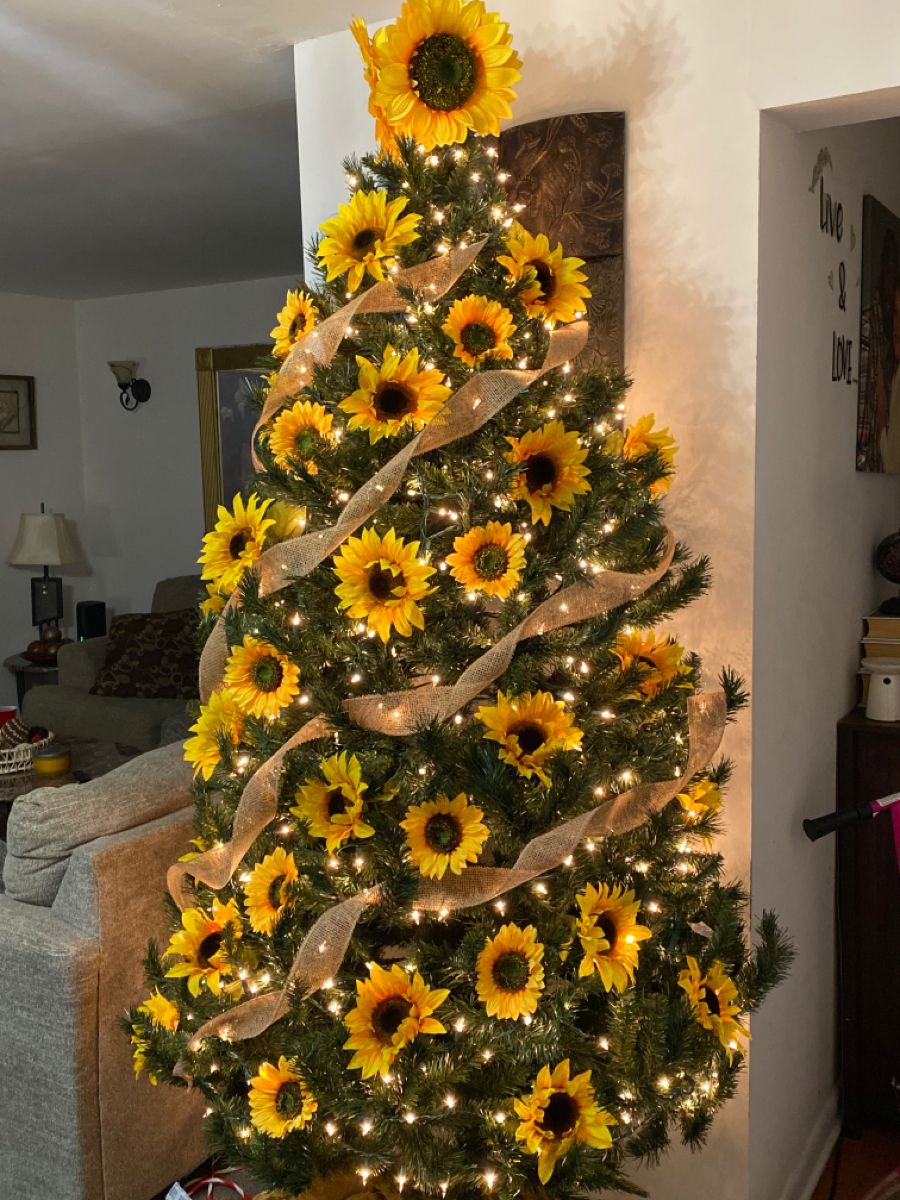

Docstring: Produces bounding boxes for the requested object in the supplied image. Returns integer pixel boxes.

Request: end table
[3,654,59,710]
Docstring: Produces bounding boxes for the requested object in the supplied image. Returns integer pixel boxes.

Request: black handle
[803,802,874,842]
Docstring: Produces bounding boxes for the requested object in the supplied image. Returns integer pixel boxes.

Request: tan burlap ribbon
[186,689,725,1049]
[199,314,588,703]
[251,238,488,467]
[170,532,675,911]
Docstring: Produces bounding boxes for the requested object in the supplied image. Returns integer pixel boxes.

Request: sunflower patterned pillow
[90,609,200,700]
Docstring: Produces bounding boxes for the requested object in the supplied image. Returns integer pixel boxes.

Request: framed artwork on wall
[195,344,270,531]
[857,194,900,473]
[0,375,36,450]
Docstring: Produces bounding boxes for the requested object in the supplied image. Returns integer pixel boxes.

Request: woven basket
[0,733,54,776]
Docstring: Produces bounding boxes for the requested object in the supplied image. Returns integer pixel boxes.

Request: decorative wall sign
[500,112,625,369]
[0,375,36,450]
[857,194,900,473]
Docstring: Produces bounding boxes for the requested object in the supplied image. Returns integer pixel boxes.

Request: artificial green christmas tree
[128,3,791,1196]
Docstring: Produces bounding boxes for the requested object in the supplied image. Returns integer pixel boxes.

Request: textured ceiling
[0,0,397,297]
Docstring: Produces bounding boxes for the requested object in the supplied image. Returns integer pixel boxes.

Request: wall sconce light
[109,360,152,411]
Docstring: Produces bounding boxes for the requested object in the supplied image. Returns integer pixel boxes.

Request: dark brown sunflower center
[540,1092,578,1139]
[197,931,223,967]
[375,383,416,420]
[368,566,401,601]
[326,788,349,818]
[597,913,618,952]
[267,873,288,909]
[372,996,413,1041]
[700,985,720,1017]
[460,320,497,356]
[524,453,558,492]
[425,812,463,853]
[472,543,509,580]
[251,654,284,693]
[288,314,307,339]
[352,227,379,252]
[492,950,530,992]
[229,530,249,559]
[410,33,478,111]
[275,1080,305,1118]
[510,721,546,755]
[530,260,556,301]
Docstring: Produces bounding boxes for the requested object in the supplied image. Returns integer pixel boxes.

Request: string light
[444,1093,457,1109]
[404,1111,418,1124]
[325,1121,338,1136]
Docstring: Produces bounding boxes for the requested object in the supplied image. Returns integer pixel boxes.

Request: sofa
[23,574,201,752]
[0,740,207,1200]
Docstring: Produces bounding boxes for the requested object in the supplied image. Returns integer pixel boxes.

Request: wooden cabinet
[837,711,900,1133]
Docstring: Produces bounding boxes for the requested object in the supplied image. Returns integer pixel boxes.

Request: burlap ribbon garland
[170,531,674,911]
[186,689,725,1049]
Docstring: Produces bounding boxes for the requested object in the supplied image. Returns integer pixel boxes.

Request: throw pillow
[90,608,200,699]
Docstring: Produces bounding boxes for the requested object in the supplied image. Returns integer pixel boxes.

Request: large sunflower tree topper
[129,2,791,1197]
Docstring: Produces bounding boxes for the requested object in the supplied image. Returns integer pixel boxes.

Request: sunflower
[318,189,421,293]
[678,957,749,1062]
[340,344,451,444]
[249,1056,317,1138]
[446,520,526,599]
[333,527,435,642]
[183,688,245,781]
[267,500,308,543]
[291,752,373,852]
[130,1029,154,1082]
[506,420,591,526]
[607,413,678,497]
[199,493,275,595]
[677,778,722,821]
[476,923,544,1020]
[369,0,522,152]
[514,1060,615,1184]
[200,582,227,618]
[163,897,242,998]
[138,989,180,1032]
[224,636,301,720]
[270,289,318,359]
[268,400,333,473]
[344,962,449,1079]
[575,884,651,992]
[244,847,299,935]
[611,628,686,699]
[477,690,583,786]
[442,294,516,366]
[498,223,591,327]
[401,792,488,879]
[351,18,398,157]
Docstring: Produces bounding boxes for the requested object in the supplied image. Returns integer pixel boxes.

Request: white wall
[295,6,761,1196]
[752,115,900,1200]
[0,292,86,706]
[74,274,296,614]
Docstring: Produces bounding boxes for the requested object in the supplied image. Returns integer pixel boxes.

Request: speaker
[76,600,106,641]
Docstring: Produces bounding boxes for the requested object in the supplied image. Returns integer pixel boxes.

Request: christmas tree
[129,3,791,1196]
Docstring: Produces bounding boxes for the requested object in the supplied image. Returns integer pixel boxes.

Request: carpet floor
[811,1129,900,1200]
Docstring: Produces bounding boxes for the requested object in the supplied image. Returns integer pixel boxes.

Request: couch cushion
[2,740,194,906]
[152,574,202,613]
[91,609,199,701]
[22,684,186,752]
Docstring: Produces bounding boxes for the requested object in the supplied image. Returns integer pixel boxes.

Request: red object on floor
[184,1166,253,1199]
[864,1166,900,1200]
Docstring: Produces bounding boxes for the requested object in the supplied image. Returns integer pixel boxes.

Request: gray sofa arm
[57,636,108,691]
[0,895,103,1199]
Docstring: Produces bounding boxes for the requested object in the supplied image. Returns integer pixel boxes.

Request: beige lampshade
[7,512,79,567]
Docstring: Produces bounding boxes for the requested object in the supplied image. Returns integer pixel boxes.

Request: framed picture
[0,375,36,450]
[857,195,900,472]
[196,344,271,531]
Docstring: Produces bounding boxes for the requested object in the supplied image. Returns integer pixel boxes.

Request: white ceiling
[0,0,397,298]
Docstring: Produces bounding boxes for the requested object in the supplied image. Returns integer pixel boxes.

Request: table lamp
[7,504,79,662]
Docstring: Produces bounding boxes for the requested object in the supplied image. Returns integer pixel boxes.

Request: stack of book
[859,611,900,704]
